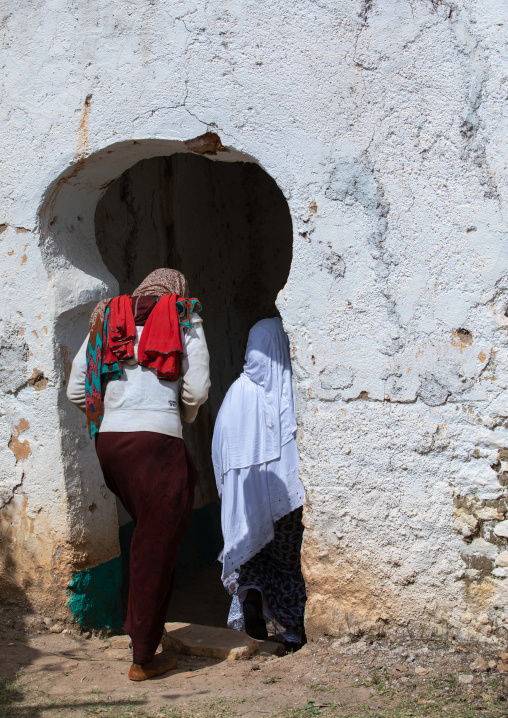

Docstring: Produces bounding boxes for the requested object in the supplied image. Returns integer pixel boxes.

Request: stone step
[104,624,283,661]
[163,621,258,660]
[107,636,131,650]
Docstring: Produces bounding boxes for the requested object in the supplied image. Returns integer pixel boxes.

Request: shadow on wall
[0,528,42,710]
[94,152,293,587]
[54,302,124,631]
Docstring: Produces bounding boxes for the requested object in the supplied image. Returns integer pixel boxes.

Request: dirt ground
[2,609,508,718]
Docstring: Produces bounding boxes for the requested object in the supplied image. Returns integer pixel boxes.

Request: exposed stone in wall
[0,322,28,395]
[446,448,508,638]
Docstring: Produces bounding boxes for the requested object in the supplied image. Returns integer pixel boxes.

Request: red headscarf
[85,269,197,438]
[91,269,191,380]
[89,268,189,330]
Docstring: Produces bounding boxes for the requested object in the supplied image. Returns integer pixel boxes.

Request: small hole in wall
[88,503,98,513]
[456,328,473,345]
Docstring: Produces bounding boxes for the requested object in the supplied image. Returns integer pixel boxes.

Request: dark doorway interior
[94,152,293,626]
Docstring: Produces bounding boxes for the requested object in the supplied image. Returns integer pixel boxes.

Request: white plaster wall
[1,0,508,636]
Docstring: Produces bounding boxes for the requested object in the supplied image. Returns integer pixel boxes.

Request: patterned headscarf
[89,269,189,331]
[133,268,189,298]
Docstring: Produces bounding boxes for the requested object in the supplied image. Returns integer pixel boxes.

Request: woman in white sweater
[67,269,210,681]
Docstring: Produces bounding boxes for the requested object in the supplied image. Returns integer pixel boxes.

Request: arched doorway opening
[39,138,293,629]
[95,152,293,624]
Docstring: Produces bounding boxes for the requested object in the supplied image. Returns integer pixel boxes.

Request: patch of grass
[445,673,458,687]
[158,699,239,718]
[0,698,145,718]
[268,684,508,718]
[0,677,23,706]
[356,671,390,690]
[157,709,191,718]
[85,706,143,717]
[201,698,239,717]
[275,701,334,717]
[306,682,336,693]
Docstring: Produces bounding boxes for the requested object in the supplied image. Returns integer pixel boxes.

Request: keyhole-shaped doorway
[94,152,293,624]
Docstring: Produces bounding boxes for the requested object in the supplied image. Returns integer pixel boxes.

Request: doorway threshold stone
[163,621,258,660]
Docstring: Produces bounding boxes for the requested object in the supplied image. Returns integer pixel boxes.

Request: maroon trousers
[95,431,197,665]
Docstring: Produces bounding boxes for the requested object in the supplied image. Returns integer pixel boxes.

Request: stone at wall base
[163,622,258,660]
[105,648,132,661]
[257,640,285,657]
[108,636,131,650]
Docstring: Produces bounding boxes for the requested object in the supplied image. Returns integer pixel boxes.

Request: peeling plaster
[8,418,31,463]
[27,369,48,392]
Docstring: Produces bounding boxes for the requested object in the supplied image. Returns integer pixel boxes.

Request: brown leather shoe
[128,653,178,681]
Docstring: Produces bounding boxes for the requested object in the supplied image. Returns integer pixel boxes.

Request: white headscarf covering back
[212,317,304,580]
[212,318,297,484]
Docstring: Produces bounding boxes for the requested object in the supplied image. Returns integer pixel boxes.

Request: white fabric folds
[212,318,304,579]
[212,318,297,477]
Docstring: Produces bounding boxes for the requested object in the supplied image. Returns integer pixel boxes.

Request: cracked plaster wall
[1,0,508,637]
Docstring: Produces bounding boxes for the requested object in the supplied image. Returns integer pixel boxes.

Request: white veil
[212,318,297,485]
[212,318,304,580]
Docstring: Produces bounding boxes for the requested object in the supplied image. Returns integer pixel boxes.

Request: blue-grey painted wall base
[67,555,123,631]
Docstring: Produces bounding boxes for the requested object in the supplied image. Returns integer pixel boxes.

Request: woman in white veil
[212,318,306,647]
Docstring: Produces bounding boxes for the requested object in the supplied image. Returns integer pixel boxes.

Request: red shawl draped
[104,294,183,380]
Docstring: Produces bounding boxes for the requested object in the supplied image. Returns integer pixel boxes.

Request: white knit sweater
[67,313,210,438]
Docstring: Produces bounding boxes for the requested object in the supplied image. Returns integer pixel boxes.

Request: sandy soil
[1,612,508,718]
